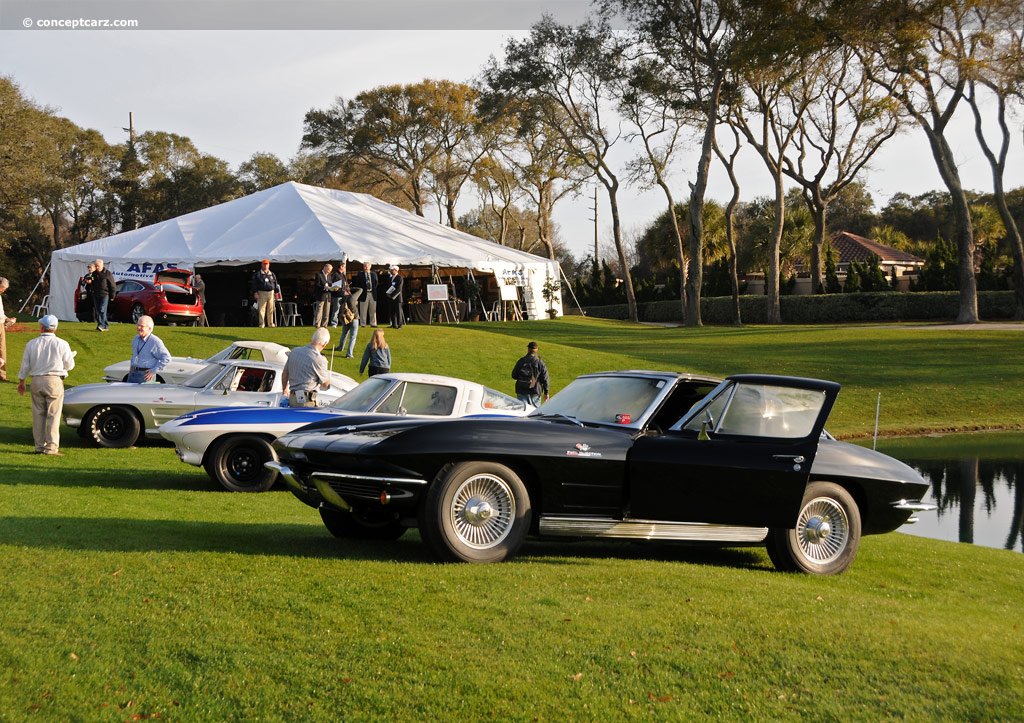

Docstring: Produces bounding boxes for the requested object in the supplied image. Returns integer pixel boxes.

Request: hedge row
[582,290,1018,324]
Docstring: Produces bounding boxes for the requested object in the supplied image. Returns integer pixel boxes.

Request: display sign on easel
[499,283,519,301]
[426,284,449,301]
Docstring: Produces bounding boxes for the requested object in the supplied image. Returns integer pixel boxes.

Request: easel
[499,282,523,321]
[428,268,458,324]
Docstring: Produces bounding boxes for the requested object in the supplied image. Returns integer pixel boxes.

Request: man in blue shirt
[127,315,172,383]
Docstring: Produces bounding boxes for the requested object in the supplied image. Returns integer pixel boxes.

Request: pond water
[866,432,1023,553]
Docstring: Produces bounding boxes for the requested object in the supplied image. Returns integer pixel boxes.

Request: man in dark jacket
[313,263,333,327]
[511,341,549,407]
[383,265,404,329]
[91,258,117,331]
[352,262,378,326]
[250,259,280,328]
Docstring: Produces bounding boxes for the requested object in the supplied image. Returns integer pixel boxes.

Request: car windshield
[533,375,667,426]
[329,377,394,411]
[676,381,827,439]
[182,363,228,389]
[482,387,527,411]
[205,345,236,363]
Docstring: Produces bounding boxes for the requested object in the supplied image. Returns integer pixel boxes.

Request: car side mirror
[698,409,713,441]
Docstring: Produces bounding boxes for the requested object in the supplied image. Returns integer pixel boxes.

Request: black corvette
[269,371,932,574]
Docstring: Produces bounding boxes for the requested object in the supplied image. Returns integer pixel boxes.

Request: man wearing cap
[511,341,550,408]
[384,265,404,329]
[251,259,280,328]
[17,315,76,455]
[127,315,172,383]
[0,276,14,382]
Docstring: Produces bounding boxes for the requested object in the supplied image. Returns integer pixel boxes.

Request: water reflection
[871,432,1024,553]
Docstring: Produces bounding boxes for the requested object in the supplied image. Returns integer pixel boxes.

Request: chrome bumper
[891,499,936,524]
[265,461,352,512]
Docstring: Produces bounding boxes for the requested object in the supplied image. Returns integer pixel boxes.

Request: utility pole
[591,186,599,263]
[122,112,135,145]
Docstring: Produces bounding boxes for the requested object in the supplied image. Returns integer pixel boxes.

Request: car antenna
[873,392,881,450]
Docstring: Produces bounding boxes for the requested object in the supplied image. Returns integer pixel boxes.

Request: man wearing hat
[384,265,404,329]
[251,259,280,328]
[17,315,76,455]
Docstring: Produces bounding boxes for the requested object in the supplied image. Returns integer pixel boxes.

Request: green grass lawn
[1,318,1022,720]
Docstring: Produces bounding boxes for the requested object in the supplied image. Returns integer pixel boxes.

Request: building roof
[830,231,924,266]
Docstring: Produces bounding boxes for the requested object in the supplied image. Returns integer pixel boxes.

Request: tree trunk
[685,70,725,327]
[766,171,785,325]
[657,180,687,323]
[606,181,638,322]
[810,203,826,295]
[992,181,1024,321]
[922,125,978,322]
[446,199,458,229]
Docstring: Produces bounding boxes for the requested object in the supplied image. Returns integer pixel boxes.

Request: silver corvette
[66,359,357,449]
[102,340,290,383]
[158,372,532,492]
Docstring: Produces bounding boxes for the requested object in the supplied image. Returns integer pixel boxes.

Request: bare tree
[484,17,639,319]
[711,121,743,324]
[856,0,987,322]
[605,0,740,326]
[965,0,1024,319]
[619,51,691,321]
[780,46,901,293]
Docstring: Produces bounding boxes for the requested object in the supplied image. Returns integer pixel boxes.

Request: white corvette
[66,359,357,449]
[102,340,290,383]
[159,372,531,492]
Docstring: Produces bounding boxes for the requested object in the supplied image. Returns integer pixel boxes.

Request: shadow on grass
[1,464,217,492]
[0,514,772,571]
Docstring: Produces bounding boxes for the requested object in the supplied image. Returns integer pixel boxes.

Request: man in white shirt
[0,276,13,382]
[18,315,76,455]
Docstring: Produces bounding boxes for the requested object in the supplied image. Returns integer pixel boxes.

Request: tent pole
[559,264,585,317]
[17,260,51,314]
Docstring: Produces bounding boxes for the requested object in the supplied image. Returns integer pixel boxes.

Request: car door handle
[772,454,805,464]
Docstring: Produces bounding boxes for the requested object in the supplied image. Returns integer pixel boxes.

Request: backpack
[516,358,538,390]
[341,306,356,325]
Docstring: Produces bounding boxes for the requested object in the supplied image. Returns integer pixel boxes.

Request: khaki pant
[0,323,7,380]
[288,390,318,408]
[313,300,330,327]
[257,290,276,327]
[31,375,64,454]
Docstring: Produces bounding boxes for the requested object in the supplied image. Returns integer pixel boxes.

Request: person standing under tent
[384,265,404,329]
[251,259,280,328]
[313,262,333,328]
[353,261,378,327]
[92,258,116,331]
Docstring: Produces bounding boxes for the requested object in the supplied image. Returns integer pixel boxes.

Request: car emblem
[615,414,631,424]
[566,442,602,458]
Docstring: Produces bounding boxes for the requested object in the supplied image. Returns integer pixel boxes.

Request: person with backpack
[511,341,549,407]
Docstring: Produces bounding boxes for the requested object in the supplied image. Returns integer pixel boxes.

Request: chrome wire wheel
[449,473,516,550]
[795,496,850,564]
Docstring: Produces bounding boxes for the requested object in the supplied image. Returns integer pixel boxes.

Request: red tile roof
[830,231,923,265]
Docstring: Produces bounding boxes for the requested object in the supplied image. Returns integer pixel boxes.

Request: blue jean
[94,296,109,329]
[517,391,542,408]
[329,297,342,326]
[338,319,359,357]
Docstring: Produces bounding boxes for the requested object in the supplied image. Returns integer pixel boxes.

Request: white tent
[49,181,562,321]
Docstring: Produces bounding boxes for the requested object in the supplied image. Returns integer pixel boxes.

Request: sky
[2,11,1022,261]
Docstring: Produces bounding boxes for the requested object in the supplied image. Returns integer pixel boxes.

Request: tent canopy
[49,182,561,320]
